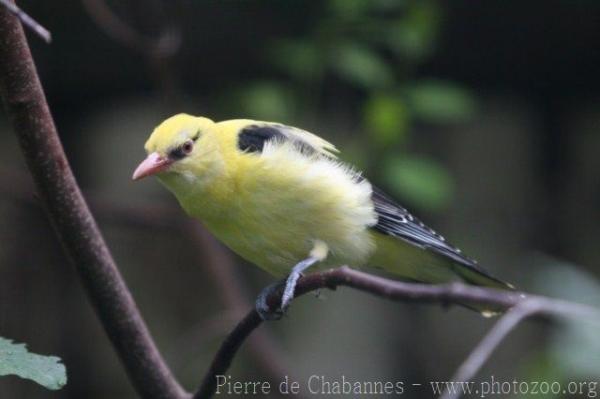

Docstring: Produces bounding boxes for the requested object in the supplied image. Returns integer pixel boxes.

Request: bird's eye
[168,139,195,160]
[182,139,194,155]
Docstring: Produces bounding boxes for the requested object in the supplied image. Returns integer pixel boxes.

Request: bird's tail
[449,262,515,317]
[370,233,514,316]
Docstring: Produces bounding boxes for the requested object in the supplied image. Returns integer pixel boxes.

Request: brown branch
[440,302,540,399]
[194,266,600,399]
[0,7,187,399]
[0,0,51,43]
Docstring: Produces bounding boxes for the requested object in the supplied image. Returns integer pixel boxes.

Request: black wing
[371,186,480,269]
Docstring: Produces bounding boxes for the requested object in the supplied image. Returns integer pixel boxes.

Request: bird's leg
[256,240,329,321]
[255,257,317,321]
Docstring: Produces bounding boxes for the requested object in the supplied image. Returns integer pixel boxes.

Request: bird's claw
[255,256,321,321]
[255,280,286,321]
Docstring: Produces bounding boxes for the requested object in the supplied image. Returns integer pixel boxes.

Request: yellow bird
[133,114,511,319]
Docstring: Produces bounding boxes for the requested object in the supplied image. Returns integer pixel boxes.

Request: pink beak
[132,152,172,180]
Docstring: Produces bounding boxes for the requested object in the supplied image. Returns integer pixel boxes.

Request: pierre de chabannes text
[215,374,599,397]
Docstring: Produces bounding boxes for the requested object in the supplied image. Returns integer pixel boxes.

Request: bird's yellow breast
[177,141,377,277]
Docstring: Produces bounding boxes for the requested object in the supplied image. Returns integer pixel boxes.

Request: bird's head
[132,114,225,192]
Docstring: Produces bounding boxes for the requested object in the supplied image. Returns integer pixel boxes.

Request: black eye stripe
[168,146,187,160]
[168,133,199,160]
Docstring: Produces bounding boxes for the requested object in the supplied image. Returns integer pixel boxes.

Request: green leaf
[328,0,372,19]
[388,2,440,61]
[383,155,454,211]
[363,93,409,146]
[0,337,66,390]
[408,80,477,123]
[331,43,394,89]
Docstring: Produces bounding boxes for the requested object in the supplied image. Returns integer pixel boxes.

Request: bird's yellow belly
[176,144,378,277]
[203,209,374,277]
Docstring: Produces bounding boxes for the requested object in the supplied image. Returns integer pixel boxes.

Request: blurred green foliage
[227,0,475,212]
[407,80,476,123]
[364,93,409,146]
[533,258,600,380]
[383,156,454,211]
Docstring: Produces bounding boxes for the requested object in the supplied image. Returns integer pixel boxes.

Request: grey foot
[255,280,285,321]
[255,256,321,321]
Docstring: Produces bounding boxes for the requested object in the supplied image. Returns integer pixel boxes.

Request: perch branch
[0,7,187,399]
[0,0,51,43]
[195,266,600,399]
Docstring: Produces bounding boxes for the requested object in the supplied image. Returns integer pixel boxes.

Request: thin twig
[81,0,183,109]
[187,223,295,390]
[194,266,600,399]
[440,296,600,399]
[81,0,180,58]
[0,0,51,43]
[195,311,263,399]
[440,301,541,399]
[0,8,186,399]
